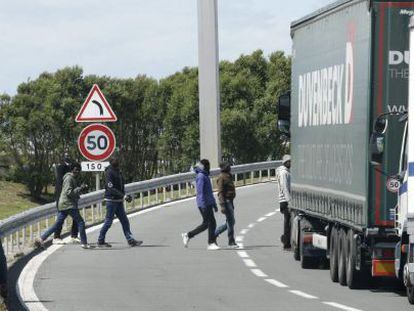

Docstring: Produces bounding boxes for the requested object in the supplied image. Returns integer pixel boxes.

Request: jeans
[188,205,217,244]
[54,199,78,239]
[41,209,87,244]
[280,202,291,247]
[98,201,133,243]
[215,200,235,243]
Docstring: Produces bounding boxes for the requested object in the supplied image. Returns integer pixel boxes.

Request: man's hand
[80,184,89,192]
[125,195,133,203]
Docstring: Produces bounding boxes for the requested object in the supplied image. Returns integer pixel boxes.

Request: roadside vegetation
[0,49,291,207]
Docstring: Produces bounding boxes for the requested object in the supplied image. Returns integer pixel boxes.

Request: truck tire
[338,228,347,286]
[329,227,339,282]
[300,219,314,269]
[346,229,361,289]
[408,286,414,304]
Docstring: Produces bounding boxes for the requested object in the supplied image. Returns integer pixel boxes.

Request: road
[20,182,410,311]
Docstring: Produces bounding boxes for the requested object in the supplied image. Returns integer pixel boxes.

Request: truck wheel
[329,227,339,282]
[338,228,347,286]
[346,229,361,289]
[300,219,314,269]
[408,286,414,304]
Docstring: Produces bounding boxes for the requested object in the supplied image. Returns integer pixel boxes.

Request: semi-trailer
[277,0,414,302]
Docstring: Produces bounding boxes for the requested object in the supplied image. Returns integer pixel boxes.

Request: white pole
[197,0,221,168]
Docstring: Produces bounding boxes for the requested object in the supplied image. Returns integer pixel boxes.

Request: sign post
[76,84,118,197]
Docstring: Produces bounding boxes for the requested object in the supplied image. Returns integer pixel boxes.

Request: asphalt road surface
[23,182,411,311]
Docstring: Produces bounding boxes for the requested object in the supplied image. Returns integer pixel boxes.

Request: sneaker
[81,244,95,249]
[128,239,143,247]
[228,242,239,249]
[181,233,189,248]
[70,237,81,244]
[33,238,45,249]
[52,238,65,245]
[207,243,220,251]
[97,241,112,248]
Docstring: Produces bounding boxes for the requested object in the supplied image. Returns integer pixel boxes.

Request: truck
[277,0,414,302]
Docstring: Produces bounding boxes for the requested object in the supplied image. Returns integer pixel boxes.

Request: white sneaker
[181,233,189,248]
[52,238,65,245]
[81,244,95,249]
[71,237,81,244]
[207,243,220,251]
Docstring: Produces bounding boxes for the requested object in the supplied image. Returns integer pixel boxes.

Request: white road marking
[289,290,318,299]
[248,223,255,228]
[257,217,267,222]
[240,229,249,235]
[237,251,249,258]
[250,269,268,277]
[323,302,364,311]
[243,259,257,267]
[265,212,276,217]
[264,278,289,288]
[235,236,244,242]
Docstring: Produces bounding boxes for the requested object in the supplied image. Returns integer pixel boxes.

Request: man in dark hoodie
[97,156,141,247]
[181,159,219,250]
[214,162,238,248]
[34,162,92,249]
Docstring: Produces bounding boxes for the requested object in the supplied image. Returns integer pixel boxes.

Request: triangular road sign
[75,84,117,122]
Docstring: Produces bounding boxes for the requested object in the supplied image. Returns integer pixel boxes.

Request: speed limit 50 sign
[78,124,116,161]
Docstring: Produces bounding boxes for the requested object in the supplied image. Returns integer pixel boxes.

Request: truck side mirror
[277,92,291,140]
[370,115,387,166]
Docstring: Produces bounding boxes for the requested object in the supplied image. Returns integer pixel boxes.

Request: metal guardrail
[0,161,281,258]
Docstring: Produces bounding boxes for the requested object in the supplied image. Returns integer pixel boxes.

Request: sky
[0,0,333,95]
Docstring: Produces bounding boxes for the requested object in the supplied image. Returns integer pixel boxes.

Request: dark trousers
[54,201,78,239]
[41,209,87,244]
[188,206,217,244]
[280,202,291,247]
[98,201,133,243]
[215,200,236,243]
[0,242,6,285]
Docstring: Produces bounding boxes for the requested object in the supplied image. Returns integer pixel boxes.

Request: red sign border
[75,84,118,122]
[78,124,116,161]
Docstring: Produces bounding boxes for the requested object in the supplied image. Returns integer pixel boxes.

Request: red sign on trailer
[78,124,116,161]
[75,84,117,122]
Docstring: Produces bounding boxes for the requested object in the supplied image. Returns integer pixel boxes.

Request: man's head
[63,151,71,165]
[199,159,210,173]
[219,162,231,173]
[282,154,291,169]
[109,156,120,168]
[71,162,81,177]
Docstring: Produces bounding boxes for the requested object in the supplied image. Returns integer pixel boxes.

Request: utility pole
[197,0,221,168]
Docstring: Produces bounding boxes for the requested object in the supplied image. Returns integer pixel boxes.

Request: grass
[0,181,39,221]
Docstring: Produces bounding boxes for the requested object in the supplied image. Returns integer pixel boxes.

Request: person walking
[181,159,219,250]
[35,163,92,249]
[97,156,142,248]
[214,162,238,248]
[276,154,291,250]
[52,152,79,245]
[0,242,7,306]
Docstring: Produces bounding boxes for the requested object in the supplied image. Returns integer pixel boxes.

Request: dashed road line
[237,251,249,258]
[323,302,363,311]
[250,269,268,277]
[237,211,365,311]
[243,259,257,267]
[264,278,289,288]
[289,290,318,299]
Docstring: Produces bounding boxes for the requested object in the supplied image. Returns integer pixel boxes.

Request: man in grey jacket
[276,155,291,249]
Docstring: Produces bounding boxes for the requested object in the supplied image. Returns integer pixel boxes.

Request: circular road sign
[78,124,116,161]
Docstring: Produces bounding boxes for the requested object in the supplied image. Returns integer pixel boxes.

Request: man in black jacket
[97,156,142,247]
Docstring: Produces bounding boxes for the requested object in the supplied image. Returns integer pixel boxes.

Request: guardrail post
[259,170,262,182]
[251,171,254,184]
[178,183,182,198]
[186,183,189,197]
[267,169,270,181]
[22,227,26,249]
[147,191,150,206]
[155,188,159,204]
[140,192,144,209]
[92,204,95,223]
[243,173,246,185]
[30,225,33,242]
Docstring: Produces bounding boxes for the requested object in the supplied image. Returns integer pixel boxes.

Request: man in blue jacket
[181,159,219,250]
[97,156,142,248]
